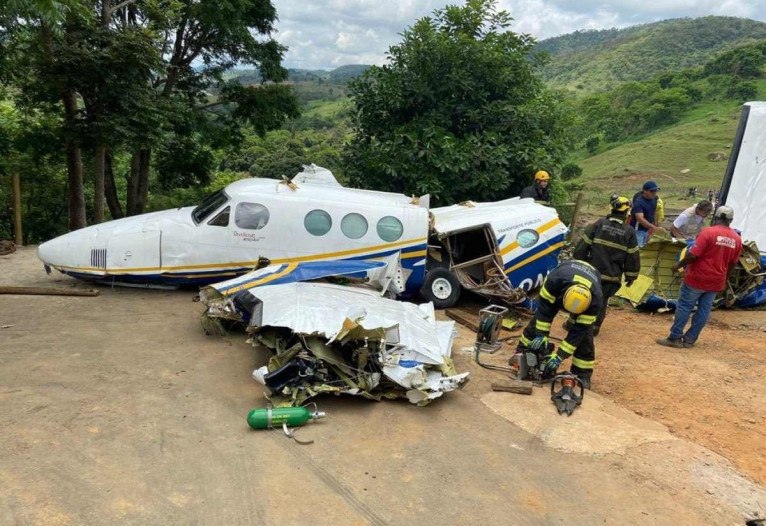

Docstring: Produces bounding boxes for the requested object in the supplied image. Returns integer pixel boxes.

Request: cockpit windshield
[192,190,229,224]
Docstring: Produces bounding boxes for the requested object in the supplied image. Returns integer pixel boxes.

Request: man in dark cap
[630,180,660,247]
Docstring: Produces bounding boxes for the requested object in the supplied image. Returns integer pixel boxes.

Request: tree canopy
[342,0,573,205]
[0,0,298,232]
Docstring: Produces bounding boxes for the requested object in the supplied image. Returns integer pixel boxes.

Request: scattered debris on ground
[202,281,468,406]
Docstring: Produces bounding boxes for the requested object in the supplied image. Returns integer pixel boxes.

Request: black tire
[420,268,461,309]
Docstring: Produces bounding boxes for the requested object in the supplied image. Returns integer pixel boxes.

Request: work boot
[569,366,592,390]
[593,325,601,337]
[656,337,684,348]
[682,339,695,348]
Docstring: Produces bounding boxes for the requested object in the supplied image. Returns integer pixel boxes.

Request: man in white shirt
[670,200,712,240]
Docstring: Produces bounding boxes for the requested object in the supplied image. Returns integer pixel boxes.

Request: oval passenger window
[341,213,368,239]
[377,216,403,242]
[304,209,332,236]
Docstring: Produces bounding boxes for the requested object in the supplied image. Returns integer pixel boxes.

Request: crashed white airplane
[38,164,567,308]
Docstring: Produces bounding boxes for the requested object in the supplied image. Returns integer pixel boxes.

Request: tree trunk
[93,144,106,223]
[40,24,85,230]
[126,151,140,216]
[62,94,86,231]
[135,148,151,215]
[104,150,123,219]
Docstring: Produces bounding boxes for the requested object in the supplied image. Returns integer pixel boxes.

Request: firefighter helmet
[610,195,631,213]
[563,284,592,315]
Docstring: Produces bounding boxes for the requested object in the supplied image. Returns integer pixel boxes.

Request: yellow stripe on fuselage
[499,218,563,257]
[223,262,300,295]
[504,242,565,275]
[54,237,427,275]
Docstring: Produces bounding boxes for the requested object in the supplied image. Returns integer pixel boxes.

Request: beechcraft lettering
[37,165,568,308]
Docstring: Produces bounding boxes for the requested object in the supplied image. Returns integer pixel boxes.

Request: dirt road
[1,247,764,525]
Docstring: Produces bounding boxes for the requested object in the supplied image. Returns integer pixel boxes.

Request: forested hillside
[538,17,766,91]
[3,3,766,245]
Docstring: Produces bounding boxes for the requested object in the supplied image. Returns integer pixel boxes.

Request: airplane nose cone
[37,228,93,269]
[38,237,64,266]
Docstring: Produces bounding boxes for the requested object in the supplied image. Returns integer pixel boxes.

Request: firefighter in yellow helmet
[572,195,640,335]
[514,260,603,388]
[520,170,551,203]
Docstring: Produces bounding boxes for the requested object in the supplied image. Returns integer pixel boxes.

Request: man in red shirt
[657,206,742,348]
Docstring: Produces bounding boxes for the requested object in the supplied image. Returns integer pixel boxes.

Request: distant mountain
[537,16,766,91]
[229,64,370,85]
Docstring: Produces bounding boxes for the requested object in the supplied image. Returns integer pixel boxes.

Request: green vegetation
[343,0,572,205]
[573,101,746,213]
[3,4,766,245]
[538,17,766,92]
[0,0,298,241]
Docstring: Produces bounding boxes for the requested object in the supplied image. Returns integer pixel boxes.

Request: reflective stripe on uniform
[625,271,639,277]
[627,246,640,254]
[593,238,631,252]
[582,236,593,245]
[519,334,531,346]
[572,275,593,288]
[539,286,556,303]
[559,340,576,355]
[571,357,595,370]
[575,314,597,325]
[535,319,551,332]
[601,275,622,283]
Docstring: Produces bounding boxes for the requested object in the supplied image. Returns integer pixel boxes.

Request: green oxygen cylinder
[246,406,326,430]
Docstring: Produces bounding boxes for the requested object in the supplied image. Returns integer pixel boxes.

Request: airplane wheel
[421,268,461,309]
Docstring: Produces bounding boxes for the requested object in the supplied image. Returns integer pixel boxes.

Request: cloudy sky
[271,0,766,70]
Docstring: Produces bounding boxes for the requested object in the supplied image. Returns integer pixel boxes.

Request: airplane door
[228,201,274,264]
[160,205,233,277]
[106,225,162,274]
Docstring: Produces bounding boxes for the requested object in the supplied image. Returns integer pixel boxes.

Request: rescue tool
[550,373,584,416]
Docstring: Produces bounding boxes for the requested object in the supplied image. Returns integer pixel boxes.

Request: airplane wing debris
[203,282,468,406]
[200,253,407,306]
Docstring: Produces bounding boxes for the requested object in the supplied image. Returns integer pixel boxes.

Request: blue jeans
[636,229,649,247]
[668,282,717,344]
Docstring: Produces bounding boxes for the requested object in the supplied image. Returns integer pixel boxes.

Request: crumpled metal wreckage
[201,261,468,407]
[615,231,764,311]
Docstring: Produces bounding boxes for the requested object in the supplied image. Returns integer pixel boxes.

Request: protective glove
[527,335,548,351]
[625,278,635,288]
[542,353,563,378]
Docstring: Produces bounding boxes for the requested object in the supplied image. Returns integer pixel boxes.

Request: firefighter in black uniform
[520,170,551,203]
[516,259,603,388]
[572,195,640,335]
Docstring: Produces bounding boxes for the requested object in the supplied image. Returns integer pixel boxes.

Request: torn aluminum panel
[200,253,408,321]
[223,282,467,406]
[201,252,406,300]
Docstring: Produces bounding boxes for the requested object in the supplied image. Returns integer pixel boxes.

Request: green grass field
[302,98,351,118]
[573,80,766,215]
[574,110,741,215]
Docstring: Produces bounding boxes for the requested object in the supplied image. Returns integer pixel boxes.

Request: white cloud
[271,0,766,70]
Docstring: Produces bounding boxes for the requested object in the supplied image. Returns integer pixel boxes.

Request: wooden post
[491,380,533,395]
[0,286,100,297]
[12,172,23,245]
[568,191,585,242]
